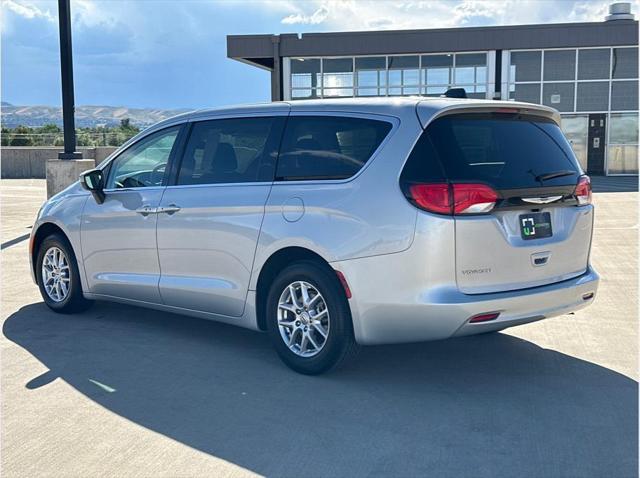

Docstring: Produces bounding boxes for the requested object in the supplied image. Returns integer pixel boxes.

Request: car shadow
[4,301,638,477]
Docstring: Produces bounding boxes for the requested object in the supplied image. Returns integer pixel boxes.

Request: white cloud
[282,6,329,25]
[2,0,54,22]
[268,0,640,31]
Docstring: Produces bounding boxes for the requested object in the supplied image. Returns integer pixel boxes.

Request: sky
[1,0,637,109]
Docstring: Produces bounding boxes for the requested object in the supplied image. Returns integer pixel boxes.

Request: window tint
[402,113,581,190]
[276,116,392,181]
[177,117,279,185]
[106,126,180,189]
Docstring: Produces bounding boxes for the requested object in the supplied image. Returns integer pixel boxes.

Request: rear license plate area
[519,212,552,240]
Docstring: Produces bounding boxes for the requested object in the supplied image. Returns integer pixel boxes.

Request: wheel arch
[31,222,72,284]
[255,246,334,332]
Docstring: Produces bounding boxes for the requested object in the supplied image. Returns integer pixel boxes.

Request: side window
[106,126,180,189]
[276,116,392,181]
[177,117,278,185]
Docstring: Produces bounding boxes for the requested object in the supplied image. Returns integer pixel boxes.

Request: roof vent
[605,2,634,21]
[442,88,467,99]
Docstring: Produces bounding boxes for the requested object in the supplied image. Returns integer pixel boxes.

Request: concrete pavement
[1,179,637,477]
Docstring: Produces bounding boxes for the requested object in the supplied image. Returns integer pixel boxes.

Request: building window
[576,82,609,112]
[286,52,490,100]
[611,81,639,111]
[608,113,639,174]
[355,57,387,96]
[542,82,575,112]
[612,47,639,79]
[578,49,610,80]
[543,49,576,81]
[322,58,354,97]
[290,58,321,99]
[388,56,420,96]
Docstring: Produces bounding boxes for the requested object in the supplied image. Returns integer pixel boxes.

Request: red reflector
[335,270,352,299]
[575,175,592,205]
[407,183,498,215]
[408,183,451,214]
[469,312,500,323]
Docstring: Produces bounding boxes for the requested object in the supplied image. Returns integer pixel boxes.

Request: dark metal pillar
[271,35,282,102]
[57,0,82,159]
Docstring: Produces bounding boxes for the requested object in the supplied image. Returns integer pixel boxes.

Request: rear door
[419,111,593,294]
[155,114,286,317]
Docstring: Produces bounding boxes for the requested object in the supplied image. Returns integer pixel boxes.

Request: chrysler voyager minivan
[29,97,599,374]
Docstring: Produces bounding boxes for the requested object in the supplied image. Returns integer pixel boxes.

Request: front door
[156,115,286,317]
[587,113,607,175]
[561,115,589,172]
[81,125,182,303]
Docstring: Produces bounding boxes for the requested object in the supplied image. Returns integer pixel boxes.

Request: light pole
[57,0,82,159]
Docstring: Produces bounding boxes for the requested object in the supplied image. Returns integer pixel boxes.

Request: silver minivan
[29,97,599,374]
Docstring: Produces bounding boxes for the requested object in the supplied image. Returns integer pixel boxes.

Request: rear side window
[177,117,281,185]
[402,113,582,189]
[276,116,392,181]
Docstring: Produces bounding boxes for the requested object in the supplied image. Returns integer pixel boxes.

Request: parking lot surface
[1,178,638,477]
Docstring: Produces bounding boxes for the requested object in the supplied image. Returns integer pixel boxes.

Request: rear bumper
[335,257,599,345]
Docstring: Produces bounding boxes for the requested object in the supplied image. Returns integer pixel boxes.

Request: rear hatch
[402,107,593,294]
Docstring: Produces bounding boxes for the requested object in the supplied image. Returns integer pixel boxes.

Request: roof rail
[442,88,467,99]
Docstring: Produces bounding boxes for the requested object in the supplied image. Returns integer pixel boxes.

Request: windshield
[423,113,582,190]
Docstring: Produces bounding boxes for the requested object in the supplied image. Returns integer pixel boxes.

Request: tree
[8,125,33,146]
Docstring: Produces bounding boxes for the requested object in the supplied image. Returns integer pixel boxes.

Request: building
[227,2,639,176]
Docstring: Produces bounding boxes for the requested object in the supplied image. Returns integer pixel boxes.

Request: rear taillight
[407,183,498,215]
[575,175,592,205]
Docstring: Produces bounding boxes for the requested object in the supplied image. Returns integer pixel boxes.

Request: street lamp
[57,0,82,159]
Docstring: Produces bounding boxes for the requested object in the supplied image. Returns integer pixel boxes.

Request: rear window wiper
[535,170,576,182]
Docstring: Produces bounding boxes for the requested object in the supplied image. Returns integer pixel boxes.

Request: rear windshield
[403,113,582,189]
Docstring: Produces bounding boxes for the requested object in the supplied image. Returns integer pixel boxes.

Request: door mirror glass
[80,169,105,203]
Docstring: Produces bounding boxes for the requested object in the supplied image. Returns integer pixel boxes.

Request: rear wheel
[266,261,358,374]
[36,234,92,313]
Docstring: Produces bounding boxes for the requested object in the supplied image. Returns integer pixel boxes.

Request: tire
[266,260,359,375]
[36,233,93,313]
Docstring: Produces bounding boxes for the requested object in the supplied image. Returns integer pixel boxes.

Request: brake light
[575,175,592,205]
[407,183,498,215]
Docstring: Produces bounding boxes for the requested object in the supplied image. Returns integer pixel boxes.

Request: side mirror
[80,169,105,204]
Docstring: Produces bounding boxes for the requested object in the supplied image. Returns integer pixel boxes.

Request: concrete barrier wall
[1,147,118,179]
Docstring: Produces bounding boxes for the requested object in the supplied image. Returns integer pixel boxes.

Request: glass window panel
[356,88,381,96]
[323,73,353,88]
[542,82,575,112]
[425,85,447,96]
[455,67,475,84]
[402,87,420,95]
[509,83,541,103]
[560,115,589,171]
[357,70,379,87]
[388,55,419,69]
[578,49,610,80]
[607,145,639,174]
[323,88,354,97]
[291,89,319,99]
[403,69,420,86]
[576,81,609,111]
[177,118,276,185]
[610,113,639,144]
[276,116,392,180]
[388,70,402,86]
[510,51,541,82]
[322,58,353,89]
[612,47,639,79]
[355,56,386,70]
[456,53,486,67]
[388,87,402,96]
[425,68,450,85]
[543,50,576,81]
[107,127,179,189]
[476,66,487,84]
[611,81,639,111]
[466,92,487,99]
[290,58,321,89]
[422,54,453,68]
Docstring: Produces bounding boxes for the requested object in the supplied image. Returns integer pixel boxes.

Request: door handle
[135,205,157,216]
[158,204,181,215]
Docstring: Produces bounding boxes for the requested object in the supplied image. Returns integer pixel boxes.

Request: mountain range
[1,103,190,128]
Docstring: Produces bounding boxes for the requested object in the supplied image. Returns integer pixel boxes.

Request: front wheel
[266,261,358,375]
[36,233,93,313]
